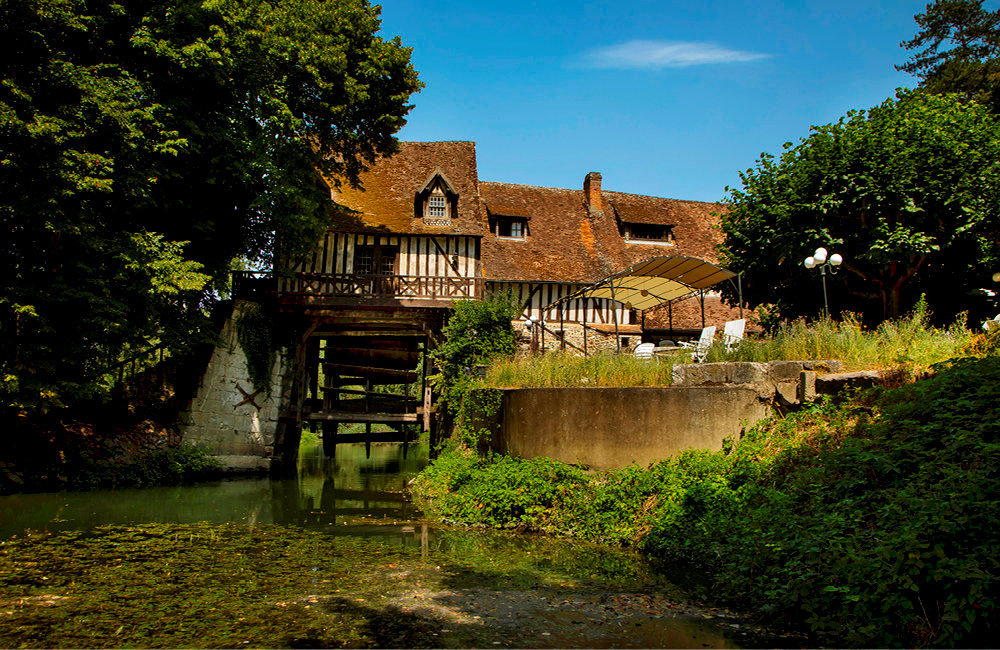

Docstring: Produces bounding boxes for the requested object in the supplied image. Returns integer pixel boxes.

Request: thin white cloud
[583,40,769,69]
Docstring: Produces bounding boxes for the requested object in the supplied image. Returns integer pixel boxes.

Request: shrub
[413,355,1000,647]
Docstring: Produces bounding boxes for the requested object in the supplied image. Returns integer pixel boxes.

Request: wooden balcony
[232,270,482,309]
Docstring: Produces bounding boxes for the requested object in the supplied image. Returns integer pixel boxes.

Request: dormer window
[496,216,527,240]
[427,193,448,219]
[415,170,458,225]
[623,222,674,245]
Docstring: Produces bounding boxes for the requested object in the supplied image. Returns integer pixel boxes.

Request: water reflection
[0,442,427,541]
[271,441,430,547]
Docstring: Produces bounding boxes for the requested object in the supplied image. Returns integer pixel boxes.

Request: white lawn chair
[722,319,746,352]
[983,314,1000,333]
[633,342,656,359]
[678,325,716,362]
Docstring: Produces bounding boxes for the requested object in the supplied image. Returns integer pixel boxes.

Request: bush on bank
[412,353,1000,647]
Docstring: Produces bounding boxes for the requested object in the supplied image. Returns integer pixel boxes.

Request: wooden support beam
[323,363,418,383]
[332,432,412,444]
[307,412,420,423]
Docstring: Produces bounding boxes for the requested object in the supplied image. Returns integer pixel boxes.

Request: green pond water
[0,442,793,648]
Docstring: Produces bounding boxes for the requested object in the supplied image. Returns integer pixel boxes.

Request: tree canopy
[719,90,1000,323]
[0,0,421,413]
[898,0,1000,111]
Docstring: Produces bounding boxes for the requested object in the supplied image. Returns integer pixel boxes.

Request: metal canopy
[548,256,737,312]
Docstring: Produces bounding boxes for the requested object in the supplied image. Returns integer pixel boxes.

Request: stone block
[774,381,799,406]
[730,362,770,385]
[798,370,817,403]
[672,362,733,386]
[816,370,883,395]
[767,360,806,381]
[803,359,844,373]
[210,455,271,472]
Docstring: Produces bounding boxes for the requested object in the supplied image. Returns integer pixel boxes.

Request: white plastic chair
[722,319,746,352]
[983,314,1000,333]
[633,342,656,359]
[678,325,716,362]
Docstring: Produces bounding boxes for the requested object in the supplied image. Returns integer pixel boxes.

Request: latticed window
[428,195,447,218]
[355,246,375,275]
[354,245,396,275]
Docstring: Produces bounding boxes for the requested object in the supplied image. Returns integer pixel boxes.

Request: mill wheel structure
[306,334,428,458]
[268,304,447,468]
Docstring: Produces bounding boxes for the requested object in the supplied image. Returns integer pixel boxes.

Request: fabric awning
[547,256,737,312]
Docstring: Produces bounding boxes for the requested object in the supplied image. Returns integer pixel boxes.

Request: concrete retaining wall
[180,301,288,471]
[495,386,771,469]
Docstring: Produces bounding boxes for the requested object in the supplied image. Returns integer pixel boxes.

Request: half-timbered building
[218,140,744,463]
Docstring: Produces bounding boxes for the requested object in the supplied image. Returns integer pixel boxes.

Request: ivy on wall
[235,303,277,397]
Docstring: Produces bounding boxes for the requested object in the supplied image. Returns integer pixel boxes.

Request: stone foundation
[180,301,289,471]
[514,321,644,355]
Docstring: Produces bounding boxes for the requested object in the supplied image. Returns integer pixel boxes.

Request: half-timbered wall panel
[489,282,632,325]
[280,233,481,301]
[289,233,479,279]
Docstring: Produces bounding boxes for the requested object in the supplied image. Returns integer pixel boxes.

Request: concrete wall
[496,386,771,469]
[180,301,288,471]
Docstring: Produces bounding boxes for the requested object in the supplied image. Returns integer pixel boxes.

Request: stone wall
[514,321,642,355]
[180,301,288,471]
[494,386,771,470]
[488,360,868,470]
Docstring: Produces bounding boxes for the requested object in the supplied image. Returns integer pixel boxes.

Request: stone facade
[514,321,645,355]
[180,301,288,471]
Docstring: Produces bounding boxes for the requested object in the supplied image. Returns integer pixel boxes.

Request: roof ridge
[398,140,477,145]
[480,181,581,193]
[603,189,724,205]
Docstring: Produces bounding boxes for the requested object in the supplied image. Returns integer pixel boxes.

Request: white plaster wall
[181,301,286,469]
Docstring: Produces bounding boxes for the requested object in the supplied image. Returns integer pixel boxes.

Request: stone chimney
[583,171,602,214]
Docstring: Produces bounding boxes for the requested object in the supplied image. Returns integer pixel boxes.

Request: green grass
[414,353,1000,647]
[485,310,979,388]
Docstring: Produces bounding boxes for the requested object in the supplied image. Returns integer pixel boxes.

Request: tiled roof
[480,183,726,283]
[327,141,483,235]
[326,140,727,285]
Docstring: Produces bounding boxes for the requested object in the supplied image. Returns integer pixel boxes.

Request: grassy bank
[486,310,976,388]
[413,352,1000,647]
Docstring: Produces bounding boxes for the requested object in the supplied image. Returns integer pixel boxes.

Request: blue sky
[376,1,926,203]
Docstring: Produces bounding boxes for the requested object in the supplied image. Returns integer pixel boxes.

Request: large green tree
[0,0,420,413]
[898,0,1000,111]
[719,90,1000,322]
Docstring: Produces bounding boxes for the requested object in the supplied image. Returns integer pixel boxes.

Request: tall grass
[487,351,677,388]
[485,309,980,389]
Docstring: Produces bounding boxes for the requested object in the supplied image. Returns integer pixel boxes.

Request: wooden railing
[232,271,482,303]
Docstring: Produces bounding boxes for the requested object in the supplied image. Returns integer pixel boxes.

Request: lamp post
[803,247,844,319]
[525,316,541,354]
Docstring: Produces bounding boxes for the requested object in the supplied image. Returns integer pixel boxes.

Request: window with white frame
[426,194,448,219]
[495,216,527,240]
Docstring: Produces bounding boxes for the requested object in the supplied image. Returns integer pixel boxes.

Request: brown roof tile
[325,141,728,288]
[328,141,483,235]
[480,183,727,283]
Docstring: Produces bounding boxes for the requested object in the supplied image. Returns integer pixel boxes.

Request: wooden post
[738,273,744,319]
[559,303,565,352]
[583,301,588,356]
[422,342,432,433]
[610,285,621,352]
